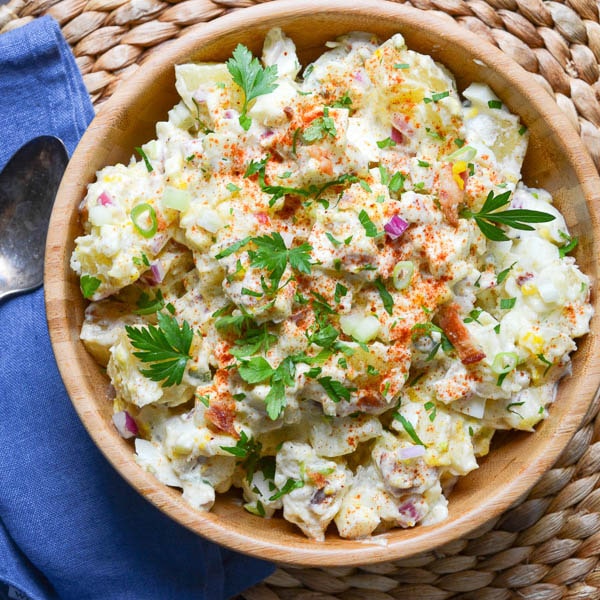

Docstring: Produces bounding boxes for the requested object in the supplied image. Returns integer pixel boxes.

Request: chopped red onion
[398,445,426,460]
[98,191,114,206]
[398,499,422,522]
[224,110,235,119]
[390,127,404,145]
[193,90,207,103]
[391,114,415,141]
[255,211,270,226]
[149,232,169,254]
[260,129,275,139]
[112,411,138,439]
[353,70,365,83]
[152,261,165,282]
[384,215,409,239]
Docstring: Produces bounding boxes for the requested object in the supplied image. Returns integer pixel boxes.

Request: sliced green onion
[392,261,414,290]
[491,351,518,374]
[444,144,477,162]
[161,186,190,212]
[131,203,158,238]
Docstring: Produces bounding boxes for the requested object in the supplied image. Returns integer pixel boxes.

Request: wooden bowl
[45,0,600,566]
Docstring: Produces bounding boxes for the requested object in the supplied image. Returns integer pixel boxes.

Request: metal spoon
[0,136,68,301]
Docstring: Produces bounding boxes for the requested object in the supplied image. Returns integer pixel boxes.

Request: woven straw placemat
[4,0,600,598]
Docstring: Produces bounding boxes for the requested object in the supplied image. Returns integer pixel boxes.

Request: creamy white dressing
[72,29,592,540]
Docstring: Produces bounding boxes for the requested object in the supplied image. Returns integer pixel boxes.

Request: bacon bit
[436,303,485,365]
[357,389,387,411]
[278,195,301,219]
[255,211,271,226]
[437,163,463,227]
[517,272,534,286]
[283,106,294,119]
[206,399,239,438]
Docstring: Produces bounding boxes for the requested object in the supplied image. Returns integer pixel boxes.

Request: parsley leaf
[237,355,297,420]
[329,92,352,109]
[220,431,263,482]
[238,356,274,384]
[461,190,555,241]
[134,289,165,315]
[226,44,279,131]
[308,324,339,348]
[230,325,277,358]
[303,107,337,142]
[318,376,356,402]
[80,274,101,299]
[125,312,193,387]
[248,232,313,288]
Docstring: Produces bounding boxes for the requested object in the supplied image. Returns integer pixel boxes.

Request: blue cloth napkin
[0,16,274,600]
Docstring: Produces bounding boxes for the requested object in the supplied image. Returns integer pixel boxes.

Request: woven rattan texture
[4,0,600,598]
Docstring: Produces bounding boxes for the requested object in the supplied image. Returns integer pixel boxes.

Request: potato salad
[71,29,593,540]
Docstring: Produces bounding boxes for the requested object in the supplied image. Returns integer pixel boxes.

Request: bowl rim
[45,0,600,566]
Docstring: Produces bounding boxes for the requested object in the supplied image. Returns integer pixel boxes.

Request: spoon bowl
[0,136,68,301]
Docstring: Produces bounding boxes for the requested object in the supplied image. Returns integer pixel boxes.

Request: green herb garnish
[303,107,337,143]
[269,478,304,501]
[318,376,356,403]
[358,209,379,238]
[374,277,394,315]
[134,289,165,315]
[394,412,425,445]
[135,146,153,172]
[226,44,279,131]
[125,312,193,387]
[80,274,101,299]
[460,190,555,241]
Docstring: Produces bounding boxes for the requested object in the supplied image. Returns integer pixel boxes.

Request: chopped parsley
[559,234,578,258]
[374,277,394,315]
[80,274,101,299]
[269,477,304,501]
[394,411,425,446]
[377,137,397,149]
[134,289,165,315]
[500,297,516,309]
[135,146,153,172]
[358,209,379,237]
[496,262,517,284]
[318,376,356,402]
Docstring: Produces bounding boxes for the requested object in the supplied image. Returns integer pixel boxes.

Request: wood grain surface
[44,0,600,567]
